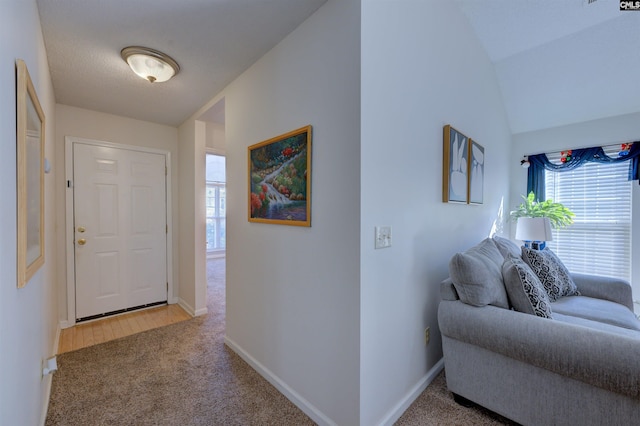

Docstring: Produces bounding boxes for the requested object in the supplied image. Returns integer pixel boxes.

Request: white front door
[73,142,167,320]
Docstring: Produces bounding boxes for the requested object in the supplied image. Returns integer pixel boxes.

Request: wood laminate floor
[57,304,191,354]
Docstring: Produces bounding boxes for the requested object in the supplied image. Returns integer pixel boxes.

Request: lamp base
[523,240,546,250]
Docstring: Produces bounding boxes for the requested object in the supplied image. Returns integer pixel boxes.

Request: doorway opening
[198,97,226,316]
[206,153,226,259]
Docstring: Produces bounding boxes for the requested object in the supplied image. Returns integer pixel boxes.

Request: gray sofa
[438,236,640,426]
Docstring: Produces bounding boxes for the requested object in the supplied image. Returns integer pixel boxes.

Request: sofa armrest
[440,278,459,301]
[438,300,640,398]
[571,273,634,311]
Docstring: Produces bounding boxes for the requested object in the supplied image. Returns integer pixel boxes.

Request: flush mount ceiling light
[121,46,180,83]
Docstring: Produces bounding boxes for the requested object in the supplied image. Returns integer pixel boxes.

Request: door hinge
[165,166,167,176]
[67,180,73,188]
[166,224,168,233]
[166,282,169,292]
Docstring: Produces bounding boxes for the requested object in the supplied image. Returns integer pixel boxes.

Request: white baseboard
[194,307,208,316]
[377,358,445,426]
[59,319,71,329]
[41,323,63,425]
[53,324,61,355]
[178,298,195,316]
[40,373,53,426]
[178,298,207,317]
[224,336,337,426]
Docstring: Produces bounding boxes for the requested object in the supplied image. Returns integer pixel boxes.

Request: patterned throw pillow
[502,255,553,318]
[521,247,580,302]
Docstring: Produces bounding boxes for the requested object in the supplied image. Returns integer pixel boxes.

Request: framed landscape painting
[248,125,312,226]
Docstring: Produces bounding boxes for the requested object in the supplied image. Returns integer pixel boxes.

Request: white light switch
[375,226,392,249]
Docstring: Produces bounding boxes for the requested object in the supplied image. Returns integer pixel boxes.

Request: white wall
[205,121,226,152]
[54,104,180,321]
[177,120,207,315]
[0,1,58,424]
[208,0,362,424]
[360,0,513,423]
[511,112,640,304]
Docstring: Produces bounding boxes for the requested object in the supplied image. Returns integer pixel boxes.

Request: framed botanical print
[442,125,469,203]
[469,140,484,204]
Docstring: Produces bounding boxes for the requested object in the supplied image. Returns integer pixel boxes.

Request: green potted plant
[511,192,575,249]
[510,191,575,228]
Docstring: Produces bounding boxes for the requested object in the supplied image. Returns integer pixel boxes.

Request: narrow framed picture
[16,59,46,288]
[442,124,469,203]
[469,139,484,204]
[248,125,312,226]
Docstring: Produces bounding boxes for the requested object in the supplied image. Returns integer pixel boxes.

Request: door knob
[77,226,86,233]
[77,238,87,246]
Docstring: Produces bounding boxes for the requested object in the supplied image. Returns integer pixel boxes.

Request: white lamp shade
[125,54,175,82]
[515,217,553,242]
[121,47,180,83]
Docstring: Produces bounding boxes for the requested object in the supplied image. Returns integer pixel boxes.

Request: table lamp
[515,217,553,250]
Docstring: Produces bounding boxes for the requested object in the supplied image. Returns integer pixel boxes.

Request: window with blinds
[544,152,632,281]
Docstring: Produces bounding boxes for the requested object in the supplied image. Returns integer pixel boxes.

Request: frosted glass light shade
[121,46,179,83]
[515,217,553,242]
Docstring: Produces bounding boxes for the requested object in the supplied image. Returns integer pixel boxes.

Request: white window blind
[544,151,632,281]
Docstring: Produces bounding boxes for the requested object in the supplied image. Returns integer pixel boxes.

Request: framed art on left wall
[16,59,45,288]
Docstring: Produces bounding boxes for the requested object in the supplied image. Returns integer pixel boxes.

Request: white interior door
[73,143,167,320]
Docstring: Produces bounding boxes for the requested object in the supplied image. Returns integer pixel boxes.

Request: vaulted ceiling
[37,0,640,133]
[454,0,640,133]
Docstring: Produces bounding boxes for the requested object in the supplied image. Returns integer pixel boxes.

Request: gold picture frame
[248,125,312,226]
[442,124,469,203]
[16,59,45,288]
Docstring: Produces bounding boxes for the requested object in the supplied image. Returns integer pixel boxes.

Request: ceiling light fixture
[121,46,180,83]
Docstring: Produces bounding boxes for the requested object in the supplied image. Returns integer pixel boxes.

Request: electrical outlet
[374,226,392,249]
[424,327,430,346]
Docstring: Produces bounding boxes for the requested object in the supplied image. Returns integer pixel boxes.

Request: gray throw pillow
[502,255,553,318]
[492,235,522,259]
[449,238,509,308]
[521,247,580,302]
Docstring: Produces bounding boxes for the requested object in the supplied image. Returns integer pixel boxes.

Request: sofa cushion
[521,247,580,302]
[552,296,640,331]
[502,255,553,318]
[553,313,640,338]
[492,235,521,259]
[449,238,509,308]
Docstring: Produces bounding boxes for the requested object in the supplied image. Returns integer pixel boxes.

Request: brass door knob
[77,238,87,246]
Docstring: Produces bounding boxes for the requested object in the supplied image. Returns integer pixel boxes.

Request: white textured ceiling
[37,0,640,133]
[455,0,640,134]
[37,0,327,126]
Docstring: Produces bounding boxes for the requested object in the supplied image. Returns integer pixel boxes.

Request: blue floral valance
[527,142,640,200]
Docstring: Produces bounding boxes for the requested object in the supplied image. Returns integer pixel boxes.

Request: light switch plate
[375,226,392,249]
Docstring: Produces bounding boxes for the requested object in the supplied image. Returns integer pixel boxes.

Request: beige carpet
[46,258,515,425]
[397,373,517,425]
